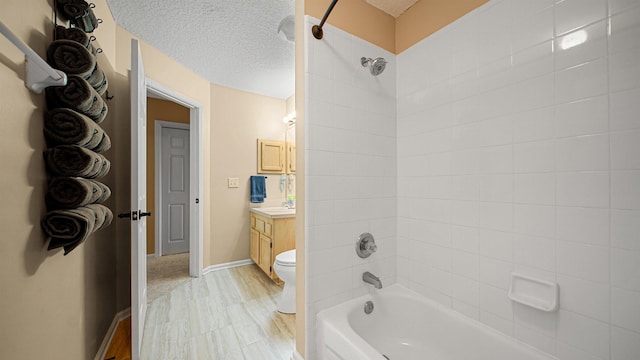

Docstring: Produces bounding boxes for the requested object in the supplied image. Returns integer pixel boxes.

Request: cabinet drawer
[255,217,265,234]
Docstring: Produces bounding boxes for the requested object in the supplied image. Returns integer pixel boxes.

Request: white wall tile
[554,20,608,71]
[611,326,640,360]
[479,202,513,232]
[556,206,610,246]
[479,229,513,261]
[558,274,610,322]
[557,309,611,360]
[514,234,556,272]
[556,172,609,208]
[452,249,480,279]
[611,209,640,250]
[556,134,609,171]
[514,140,555,173]
[514,173,555,205]
[611,171,640,209]
[611,248,640,291]
[514,204,556,238]
[479,174,513,202]
[611,129,640,170]
[609,6,640,54]
[609,47,640,92]
[557,241,610,282]
[555,58,608,104]
[611,287,640,333]
[556,96,609,138]
[610,88,640,131]
[451,225,479,252]
[554,0,608,36]
[512,7,554,52]
[479,256,513,289]
[513,106,555,143]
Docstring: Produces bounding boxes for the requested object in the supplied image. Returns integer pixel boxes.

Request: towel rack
[0,21,68,93]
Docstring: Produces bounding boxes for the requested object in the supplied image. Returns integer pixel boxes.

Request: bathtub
[317,284,556,360]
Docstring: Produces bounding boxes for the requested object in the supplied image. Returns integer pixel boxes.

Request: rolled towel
[54,25,97,56]
[60,204,112,254]
[86,64,105,90]
[46,177,94,209]
[46,75,108,123]
[86,204,113,230]
[46,177,110,209]
[89,180,111,203]
[47,39,96,80]
[94,74,108,96]
[44,108,111,153]
[43,206,97,253]
[44,145,110,179]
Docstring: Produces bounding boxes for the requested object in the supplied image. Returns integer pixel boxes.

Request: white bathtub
[317,284,556,360]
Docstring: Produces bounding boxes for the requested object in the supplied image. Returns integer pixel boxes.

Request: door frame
[147,79,204,277]
[154,120,190,257]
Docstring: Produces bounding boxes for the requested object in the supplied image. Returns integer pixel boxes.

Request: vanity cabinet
[287,143,296,174]
[257,139,285,174]
[250,211,295,282]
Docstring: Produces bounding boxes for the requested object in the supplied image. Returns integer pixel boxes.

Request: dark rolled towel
[54,25,97,55]
[89,180,112,203]
[94,74,108,96]
[86,204,113,230]
[47,39,96,80]
[43,206,97,253]
[86,64,105,90]
[46,75,108,123]
[46,177,95,209]
[60,204,112,254]
[44,145,110,179]
[44,108,111,153]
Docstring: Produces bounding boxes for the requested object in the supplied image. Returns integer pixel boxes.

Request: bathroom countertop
[250,207,296,219]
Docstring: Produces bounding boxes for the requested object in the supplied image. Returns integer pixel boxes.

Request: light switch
[228,177,239,188]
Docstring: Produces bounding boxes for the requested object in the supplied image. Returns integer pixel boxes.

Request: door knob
[118,212,132,219]
[139,210,152,217]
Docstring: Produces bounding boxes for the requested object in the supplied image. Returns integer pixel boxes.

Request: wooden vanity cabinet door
[258,233,272,276]
[258,139,285,173]
[250,228,259,265]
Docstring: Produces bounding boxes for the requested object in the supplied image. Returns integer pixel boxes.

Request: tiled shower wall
[304,16,397,358]
[396,0,640,359]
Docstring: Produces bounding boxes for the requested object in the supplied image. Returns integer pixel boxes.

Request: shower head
[361,57,387,76]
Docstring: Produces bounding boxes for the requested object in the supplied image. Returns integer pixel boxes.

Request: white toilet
[273,249,296,314]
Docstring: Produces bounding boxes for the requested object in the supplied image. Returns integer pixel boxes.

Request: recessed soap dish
[508,273,559,312]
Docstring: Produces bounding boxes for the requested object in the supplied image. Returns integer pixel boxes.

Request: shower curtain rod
[312,0,339,40]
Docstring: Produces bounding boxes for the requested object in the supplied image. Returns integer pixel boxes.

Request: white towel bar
[0,21,67,93]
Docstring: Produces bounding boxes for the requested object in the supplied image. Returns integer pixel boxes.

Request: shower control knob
[356,232,377,258]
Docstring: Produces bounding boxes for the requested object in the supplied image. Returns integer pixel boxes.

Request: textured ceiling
[106,0,295,99]
[365,0,420,17]
[106,0,420,99]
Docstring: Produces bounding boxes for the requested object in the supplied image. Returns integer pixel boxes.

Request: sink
[251,207,296,218]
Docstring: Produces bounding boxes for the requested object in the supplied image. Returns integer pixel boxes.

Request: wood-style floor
[140,264,295,359]
[104,263,294,360]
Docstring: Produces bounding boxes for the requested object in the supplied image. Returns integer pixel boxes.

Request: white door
[130,38,148,360]
[160,126,190,255]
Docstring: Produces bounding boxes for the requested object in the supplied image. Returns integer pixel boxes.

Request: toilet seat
[275,249,296,267]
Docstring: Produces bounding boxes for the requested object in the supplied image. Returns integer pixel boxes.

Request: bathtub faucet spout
[363,271,383,289]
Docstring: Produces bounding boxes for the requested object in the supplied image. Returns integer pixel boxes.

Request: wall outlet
[228,177,240,188]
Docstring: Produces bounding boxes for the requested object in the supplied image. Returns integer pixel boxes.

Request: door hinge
[270,242,272,248]
[269,266,272,272]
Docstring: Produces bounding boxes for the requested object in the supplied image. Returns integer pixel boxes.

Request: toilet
[273,249,296,314]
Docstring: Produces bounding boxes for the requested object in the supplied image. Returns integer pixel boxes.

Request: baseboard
[291,350,304,360]
[147,253,156,259]
[203,259,254,275]
[94,307,131,360]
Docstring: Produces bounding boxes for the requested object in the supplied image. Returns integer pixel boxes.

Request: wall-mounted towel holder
[0,21,68,93]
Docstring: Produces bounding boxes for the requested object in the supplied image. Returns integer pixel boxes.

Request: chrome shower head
[361,57,387,76]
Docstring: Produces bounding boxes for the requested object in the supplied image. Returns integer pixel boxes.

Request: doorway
[145,80,203,305]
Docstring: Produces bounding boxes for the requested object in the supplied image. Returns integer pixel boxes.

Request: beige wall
[210,83,289,265]
[305,0,395,53]
[0,0,120,358]
[305,0,488,54]
[113,26,214,271]
[396,0,489,53]
[146,98,190,255]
